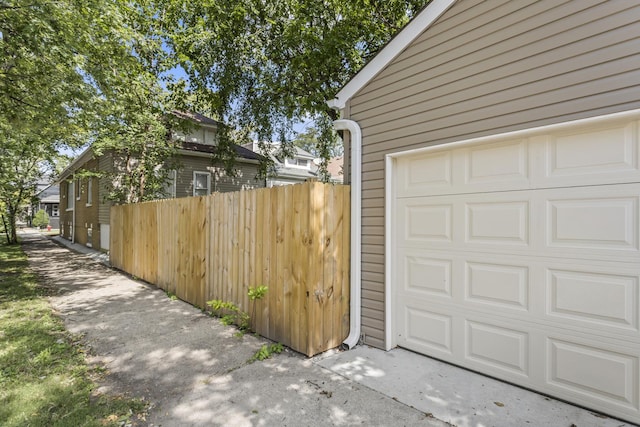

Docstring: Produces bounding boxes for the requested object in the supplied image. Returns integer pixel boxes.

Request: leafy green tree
[160,0,430,179]
[0,0,185,240]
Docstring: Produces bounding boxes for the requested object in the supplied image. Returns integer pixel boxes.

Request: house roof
[172,111,221,128]
[35,183,60,203]
[56,147,94,182]
[327,0,456,110]
[294,147,315,160]
[179,141,263,162]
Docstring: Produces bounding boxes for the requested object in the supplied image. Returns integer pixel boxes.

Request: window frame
[192,171,211,197]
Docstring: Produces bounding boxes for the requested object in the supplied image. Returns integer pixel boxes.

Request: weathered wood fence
[110,181,350,356]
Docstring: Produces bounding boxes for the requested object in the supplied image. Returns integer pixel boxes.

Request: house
[32,182,60,229]
[328,0,640,424]
[326,156,343,184]
[242,141,318,186]
[57,113,265,251]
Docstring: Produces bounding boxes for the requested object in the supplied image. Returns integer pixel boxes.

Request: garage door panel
[465,262,529,310]
[466,201,530,245]
[547,338,639,410]
[547,195,638,251]
[399,150,453,196]
[404,255,452,298]
[398,247,640,340]
[547,269,639,333]
[466,320,530,377]
[395,119,640,198]
[403,202,453,243]
[397,186,640,262]
[464,138,530,186]
[543,121,638,180]
[401,305,453,355]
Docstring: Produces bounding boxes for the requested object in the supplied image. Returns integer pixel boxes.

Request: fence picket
[110,182,350,356]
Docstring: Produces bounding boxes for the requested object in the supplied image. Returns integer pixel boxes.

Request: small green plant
[207,299,250,330]
[165,290,178,301]
[207,285,269,333]
[251,343,284,362]
[248,285,268,300]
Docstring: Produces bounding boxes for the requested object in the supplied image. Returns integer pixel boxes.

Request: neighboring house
[32,183,60,229]
[56,113,265,251]
[243,141,318,186]
[326,156,343,184]
[328,0,640,424]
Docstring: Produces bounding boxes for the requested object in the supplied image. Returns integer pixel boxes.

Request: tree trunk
[5,208,18,244]
[1,214,10,243]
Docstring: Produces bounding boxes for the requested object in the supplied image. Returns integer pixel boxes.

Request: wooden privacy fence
[110,182,350,356]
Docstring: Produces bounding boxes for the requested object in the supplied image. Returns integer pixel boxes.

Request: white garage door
[392,113,640,424]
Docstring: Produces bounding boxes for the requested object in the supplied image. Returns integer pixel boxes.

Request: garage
[390,113,640,422]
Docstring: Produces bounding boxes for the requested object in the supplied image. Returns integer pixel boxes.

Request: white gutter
[332,119,362,349]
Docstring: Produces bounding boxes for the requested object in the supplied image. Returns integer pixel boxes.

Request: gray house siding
[344,0,640,348]
[175,155,264,197]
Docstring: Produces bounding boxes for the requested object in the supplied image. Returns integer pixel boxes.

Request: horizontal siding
[347,0,640,348]
[176,156,265,197]
[215,162,265,192]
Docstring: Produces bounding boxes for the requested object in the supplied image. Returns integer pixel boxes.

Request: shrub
[32,210,49,228]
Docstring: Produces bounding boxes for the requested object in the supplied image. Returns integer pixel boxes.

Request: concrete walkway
[20,230,633,427]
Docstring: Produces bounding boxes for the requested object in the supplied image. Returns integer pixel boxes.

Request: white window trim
[86,178,93,206]
[193,171,211,196]
[75,178,81,200]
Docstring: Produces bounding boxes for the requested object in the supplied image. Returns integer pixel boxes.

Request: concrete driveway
[20,231,445,427]
[19,230,633,427]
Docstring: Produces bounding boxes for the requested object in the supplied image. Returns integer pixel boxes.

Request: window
[285,158,310,169]
[52,204,59,217]
[66,181,74,210]
[193,171,210,196]
[86,178,93,206]
[75,178,81,200]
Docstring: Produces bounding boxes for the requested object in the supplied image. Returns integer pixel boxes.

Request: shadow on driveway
[20,232,446,427]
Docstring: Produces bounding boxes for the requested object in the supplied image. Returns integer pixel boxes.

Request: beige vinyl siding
[346,0,640,347]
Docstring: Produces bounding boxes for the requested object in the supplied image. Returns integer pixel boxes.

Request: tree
[0,0,182,242]
[159,0,430,180]
[0,124,57,243]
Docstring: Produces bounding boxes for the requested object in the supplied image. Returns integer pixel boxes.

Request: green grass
[0,236,146,426]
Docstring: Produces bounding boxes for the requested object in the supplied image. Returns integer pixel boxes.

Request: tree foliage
[0,0,430,243]
[160,0,430,177]
[0,0,184,241]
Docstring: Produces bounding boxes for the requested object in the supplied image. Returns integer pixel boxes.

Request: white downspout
[333,119,362,350]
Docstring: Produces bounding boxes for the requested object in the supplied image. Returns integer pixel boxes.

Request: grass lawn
[0,236,146,426]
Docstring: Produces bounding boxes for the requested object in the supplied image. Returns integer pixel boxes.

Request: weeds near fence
[207,286,283,361]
